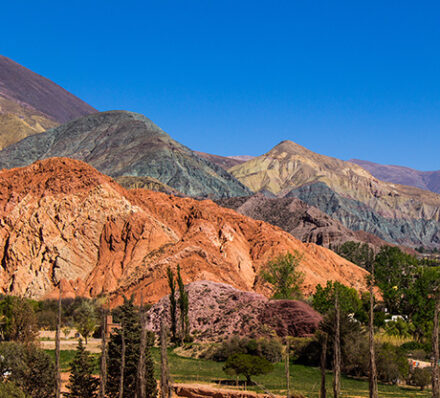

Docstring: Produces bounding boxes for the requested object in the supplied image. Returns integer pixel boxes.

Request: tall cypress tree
[65,339,99,398]
[176,265,189,344]
[107,297,157,398]
[167,267,177,343]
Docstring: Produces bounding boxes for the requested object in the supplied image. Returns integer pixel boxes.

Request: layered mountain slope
[229,141,440,248]
[0,55,96,149]
[351,159,440,194]
[217,194,390,249]
[0,111,250,198]
[195,152,254,170]
[0,158,368,302]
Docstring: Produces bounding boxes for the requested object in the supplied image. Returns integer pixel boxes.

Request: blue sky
[2,1,440,170]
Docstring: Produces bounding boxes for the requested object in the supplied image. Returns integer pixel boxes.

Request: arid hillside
[0,158,368,303]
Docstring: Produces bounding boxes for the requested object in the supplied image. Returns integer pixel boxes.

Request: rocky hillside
[351,158,440,194]
[0,111,250,198]
[0,55,96,149]
[146,281,322,340]
[217,194,390,249]
[0,158,368,301]
[229,141,440,248]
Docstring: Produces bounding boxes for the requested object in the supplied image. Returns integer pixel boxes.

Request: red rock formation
[0,158,369,303]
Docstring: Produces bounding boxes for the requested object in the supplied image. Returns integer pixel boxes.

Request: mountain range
[228,140,440,248]
[350,158,440,194]
[0,110,250,198]
[0,55,96,149]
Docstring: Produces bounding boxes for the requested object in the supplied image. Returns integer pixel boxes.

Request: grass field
[45,347,430,397]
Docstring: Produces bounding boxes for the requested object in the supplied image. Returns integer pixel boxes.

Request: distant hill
[350,158,440,194]
[0,55,96,149]
[217,193,391,250]
[195,151,254,170]
[229,140,440,248]
[0,110,251,198]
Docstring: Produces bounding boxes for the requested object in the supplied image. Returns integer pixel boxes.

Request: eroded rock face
[146,281,322,340]
[0,158,368,302]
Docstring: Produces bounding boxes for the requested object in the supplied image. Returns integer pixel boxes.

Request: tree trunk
[369,266,378,398]
[55,291,62,398]
[432,295,440,398]
[119,331,126,398]
[320,333,328,398]
[99,307,108,398]
[137,297,147,398]
[160,319,171,398]
[285,339,290,398]
[333,290,341,398]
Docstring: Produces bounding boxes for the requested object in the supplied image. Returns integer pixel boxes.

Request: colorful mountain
[229,140,440,248]
[0,158,368,302]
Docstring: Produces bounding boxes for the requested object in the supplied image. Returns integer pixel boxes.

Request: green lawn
[46,348,429,397]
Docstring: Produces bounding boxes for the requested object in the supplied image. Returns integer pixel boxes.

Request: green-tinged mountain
[229,140,440,248]
[0,110,251,198]
[0,55,96,149]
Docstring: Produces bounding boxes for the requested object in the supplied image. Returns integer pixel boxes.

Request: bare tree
[160,319,171,398]
[55,289,62,398]
[433,294,440,398]
[99,304,108,398]
[333,290,341,398]
[320,332,328,398]
[285,339,290,398]
[368,266,378,398]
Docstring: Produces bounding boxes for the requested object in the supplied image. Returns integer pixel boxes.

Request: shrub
[409,367,431,391]
[206,336,282,363]
[0,382,26,398]
[376,343,409,384]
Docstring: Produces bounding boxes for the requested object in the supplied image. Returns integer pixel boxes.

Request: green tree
[0,296,38,343]
[0,342,56,398]
[334,241,375,271]
[260,252,304,300]
[65,339,99,398]
[312,281,366,322]
[107,297,157,398]
[74,301,97,344]
[223,353,273,384]
[167,266,177,343]
[176,265,190,343]
[410,367,431,391]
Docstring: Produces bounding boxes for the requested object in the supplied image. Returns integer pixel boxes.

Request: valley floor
[45,342,429,398]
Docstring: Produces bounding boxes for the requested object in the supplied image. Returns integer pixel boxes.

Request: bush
[207,336,282,363]
[409,367,431,391]
[376,343,409,384]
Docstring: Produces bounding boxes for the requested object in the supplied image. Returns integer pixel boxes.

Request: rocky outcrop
[0,111,251,198]
[146,281,322,340]
[114,176,182,196]
[173,384,284,398]
[217,194,390,249]
[0,55,96,150]
[229,140,440,248]
[0,158,368,302]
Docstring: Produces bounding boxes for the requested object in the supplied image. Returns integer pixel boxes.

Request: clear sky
[2,1,440,170]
